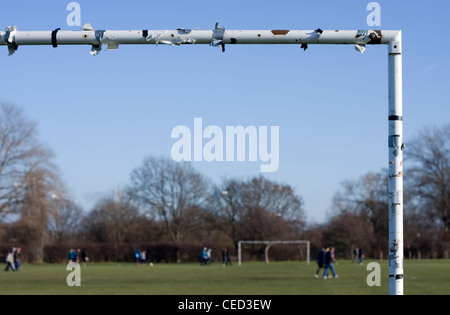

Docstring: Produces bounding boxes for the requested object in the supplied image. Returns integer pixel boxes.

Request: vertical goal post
[1,24,404,295]
[238,240,310,266]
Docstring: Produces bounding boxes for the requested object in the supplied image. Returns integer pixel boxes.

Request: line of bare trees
[0,102,449,262]
[306,125,450,259]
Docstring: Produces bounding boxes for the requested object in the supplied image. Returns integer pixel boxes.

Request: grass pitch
[0,260,449,295]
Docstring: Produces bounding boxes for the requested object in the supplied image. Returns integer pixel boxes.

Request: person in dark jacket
[222,248,232,267]
[81,249,89,266]
[323,247,339,279]
[314,247,326,279]
[14,247,21,271]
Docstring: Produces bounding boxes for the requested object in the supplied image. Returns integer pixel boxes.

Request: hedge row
[44,243,221,263]
[1,242,310,264]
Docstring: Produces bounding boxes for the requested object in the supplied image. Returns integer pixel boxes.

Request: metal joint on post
[388,31,402,55]
[389,41,402,55]
[4,25,18,56]
[211,22,226,52]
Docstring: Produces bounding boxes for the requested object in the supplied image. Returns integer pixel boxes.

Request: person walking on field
[207,248,212,265]
[352,248,359,264]
[323,247,339,279]
[140,250,147,265]
[200,247,208,266]
[14,247,22,271]
[222,248,232,267]
[4,250,16,272]
[81,249,89,267]
[314,247,326,279]
[359,248,365,265]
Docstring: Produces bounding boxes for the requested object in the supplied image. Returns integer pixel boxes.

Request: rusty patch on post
[368,30,383,44]
[271,30,290,36]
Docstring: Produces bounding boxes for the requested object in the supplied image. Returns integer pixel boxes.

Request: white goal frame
[2,24,404,295]
[238,240,310,266]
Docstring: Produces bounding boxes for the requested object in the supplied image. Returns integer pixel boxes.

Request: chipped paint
[390,239,400,253]
[368,30,383,44]
[356,30,368,38]
[211,23,225,50]
[271,30,290,36]
[4,26,18,56]
[90,44,102,56]
[177,28,192,34]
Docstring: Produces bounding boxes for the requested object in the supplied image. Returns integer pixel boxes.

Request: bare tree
[332,171,389,255]
[128,157,210,259]
[16,165,61,263]
[322,212,376,258]
[215,176,305,249]
[214,179,246,249]
[84,190,140,244]
[238,206,294,241]
[407,125,450,257]
[241,176,305,222]
[48,199,84,243]
[0,103,60,262]
[0,103,50,217]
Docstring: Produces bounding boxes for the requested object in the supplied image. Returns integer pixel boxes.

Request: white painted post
[306,241,310,265]
[238,241,242,267]
[388,31,404,296]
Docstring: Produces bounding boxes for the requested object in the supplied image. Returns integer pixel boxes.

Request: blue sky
[1,0,449,223]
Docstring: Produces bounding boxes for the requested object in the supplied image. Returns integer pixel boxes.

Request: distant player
[222,248,232,267]
[200,247,208,266]
[352,248,359,264]
[323,247,339,279]
[359,248,365,265]
[314,247,326,279]
[134,249,141,265]
[207,249,212,265]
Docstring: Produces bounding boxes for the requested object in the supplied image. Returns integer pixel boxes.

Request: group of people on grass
[4,247,21,272]
[200,247,233,266]
[68,248,89,266]
[200,247,212,266]
[315,246,366,279]
[134,249,148,265]
[315,246,339,279]
[352,248,365,265]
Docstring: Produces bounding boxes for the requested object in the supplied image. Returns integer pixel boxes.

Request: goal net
[238,240,310,266]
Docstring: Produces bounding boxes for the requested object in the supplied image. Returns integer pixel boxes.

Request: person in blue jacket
[323,247,339,279]
[200,247,208,266]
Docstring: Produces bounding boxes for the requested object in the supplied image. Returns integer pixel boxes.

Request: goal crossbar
[238,240,310,266]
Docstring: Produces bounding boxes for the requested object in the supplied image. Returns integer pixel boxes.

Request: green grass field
[0,260,449,295]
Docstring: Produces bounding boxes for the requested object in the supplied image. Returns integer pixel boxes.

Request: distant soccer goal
[238,241,310,266]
